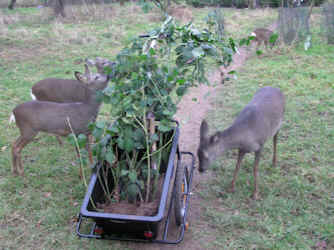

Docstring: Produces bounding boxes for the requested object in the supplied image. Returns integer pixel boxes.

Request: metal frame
[76,151,195,244]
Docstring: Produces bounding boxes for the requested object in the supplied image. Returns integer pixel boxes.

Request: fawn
[197,87,285,199]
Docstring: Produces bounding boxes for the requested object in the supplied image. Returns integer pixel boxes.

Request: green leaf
[106,150,115,164]
[176,86,187,96]
[162,109,173,116]
[177,78,186,85]
[149,48,156,55]
[95,121,105,129]
[129,171,137,183]
[229,37,238,53]
[77,134,87,148]
[150,133,159,142]
[269,33,278,44]
[92,127,103,140]
[127,183,139,201]
[192,47,205,58]
[121,169,129,176]
[67,133,76,146]
[239,38,250,46]
[158,120,173,132]
[191,28,201,37]
[103,86,114,97]
[124,137,135,152]
[108,123,119,134]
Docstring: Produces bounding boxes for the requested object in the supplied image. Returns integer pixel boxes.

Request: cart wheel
[174,163,189,226]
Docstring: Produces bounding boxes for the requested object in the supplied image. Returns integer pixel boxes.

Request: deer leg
[56,136,63,145]
[12,133,36,176]
[252,149,262,200]
[228,150,246,193]
[272,131,279,167]
[12,137,24,175]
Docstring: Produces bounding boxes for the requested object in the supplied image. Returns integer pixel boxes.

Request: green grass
[199,25,334,249]
[1,2,332,249]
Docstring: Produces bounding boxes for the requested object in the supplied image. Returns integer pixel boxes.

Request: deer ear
[200,120,209,143]
[75,72,86,83]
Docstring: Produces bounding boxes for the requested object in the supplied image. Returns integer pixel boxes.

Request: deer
[197,86,285,200]
[30,57,114,102]
[85,57,115,75]
[251,28,276,49]
[29,57,114,144]
[11,64,109,176]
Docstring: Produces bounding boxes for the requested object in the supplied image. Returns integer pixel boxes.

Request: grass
[199,21,334,249]
[1,2,332,249]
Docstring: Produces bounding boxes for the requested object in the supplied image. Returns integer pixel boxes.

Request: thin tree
[8,0,16,9]
[53,0,66,17]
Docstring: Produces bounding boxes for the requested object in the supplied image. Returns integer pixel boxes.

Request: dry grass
[168,4,194,23]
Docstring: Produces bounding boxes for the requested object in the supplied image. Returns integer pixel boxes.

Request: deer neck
[85,89,103,120]
[207,126,242,158]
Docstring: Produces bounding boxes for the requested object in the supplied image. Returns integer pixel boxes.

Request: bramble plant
[85,16,237,206]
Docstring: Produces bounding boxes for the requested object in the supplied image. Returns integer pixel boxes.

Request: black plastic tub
[77,123,190,242]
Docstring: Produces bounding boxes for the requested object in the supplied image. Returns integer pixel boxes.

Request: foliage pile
[86,16,237,205]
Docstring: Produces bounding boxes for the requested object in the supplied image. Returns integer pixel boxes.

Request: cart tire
[174,163,188,226]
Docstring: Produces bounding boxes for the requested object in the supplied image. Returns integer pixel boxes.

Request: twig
[66,117,87,188]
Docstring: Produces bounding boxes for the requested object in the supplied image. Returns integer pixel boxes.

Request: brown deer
[30,58,114,102]
[11,65,109,176]
[251,28,276,49]
[28,58,114,144]
[197,87,285,200]
[85,57,115,74]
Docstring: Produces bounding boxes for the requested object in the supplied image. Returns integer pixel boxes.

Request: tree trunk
[252,0,257,8]
[54,0,66,17]
[8,0,16,9]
